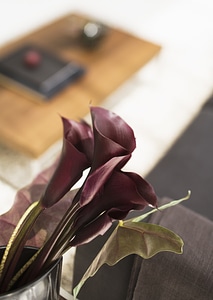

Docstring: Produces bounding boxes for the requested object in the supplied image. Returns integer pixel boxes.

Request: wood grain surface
[0,13,161,157]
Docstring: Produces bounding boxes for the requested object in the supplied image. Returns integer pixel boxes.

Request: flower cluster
[41,106,157,247]
[0,106,184,296]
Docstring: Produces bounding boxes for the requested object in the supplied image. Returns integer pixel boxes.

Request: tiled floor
[0,0,213,295]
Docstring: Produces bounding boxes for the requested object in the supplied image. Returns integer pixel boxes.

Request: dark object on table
[66,15,108,49]
[0,44,85,101]
[23,49,42,69]
[80,21,108,48]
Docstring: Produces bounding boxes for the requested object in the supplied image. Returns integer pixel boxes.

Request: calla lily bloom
[41,117,93,208]
[41,106,157,247]
[0,105,185,297]
[90,106,136,169]
[79,106,136,205]
[79,155,131,206]
[70,170,157,247]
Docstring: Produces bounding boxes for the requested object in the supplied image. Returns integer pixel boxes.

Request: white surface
[0,0,213,293]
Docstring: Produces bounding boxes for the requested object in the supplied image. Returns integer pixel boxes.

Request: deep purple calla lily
[70,170,157,246]
[79,155,131,206]
[90,106,136,169]
[79,106,136,205]
[0,105,167,294]
[41,117,93,208]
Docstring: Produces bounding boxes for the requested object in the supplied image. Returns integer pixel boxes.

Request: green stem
[18,201,80,285]
[6,249,41,292]
[47,225,76,262]
[0,201,44,292]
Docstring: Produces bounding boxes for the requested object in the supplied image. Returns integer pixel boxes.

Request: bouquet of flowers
[0,106,188,298]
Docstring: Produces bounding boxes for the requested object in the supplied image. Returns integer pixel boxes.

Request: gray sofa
[73,200,213,299]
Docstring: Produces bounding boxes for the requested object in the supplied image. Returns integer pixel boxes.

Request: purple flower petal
[41,117,93,208]
[73,170,157,233]
[123,171,157,208]
[64,118,94,162]
[90,106,136,169]
[79,107,136,205]
[80,155,131,206]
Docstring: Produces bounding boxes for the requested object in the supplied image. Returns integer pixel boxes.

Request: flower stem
[0,201,44,292]
[17,201,80,285]
[6,249,41,292]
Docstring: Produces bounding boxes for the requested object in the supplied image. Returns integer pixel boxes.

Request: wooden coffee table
[0,13,161,157]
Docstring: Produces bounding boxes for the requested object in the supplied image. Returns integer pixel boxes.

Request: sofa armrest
[127,199,213,300]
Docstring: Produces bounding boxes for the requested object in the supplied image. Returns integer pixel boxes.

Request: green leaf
[73,221,183,299]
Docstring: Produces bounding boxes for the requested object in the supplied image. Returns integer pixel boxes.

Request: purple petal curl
[72,170,157,236]
[90,106,136,169]
[41,117,93,208]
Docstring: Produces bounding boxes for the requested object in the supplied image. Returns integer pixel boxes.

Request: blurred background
[0,0,213,219]
[0,1,213,296]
